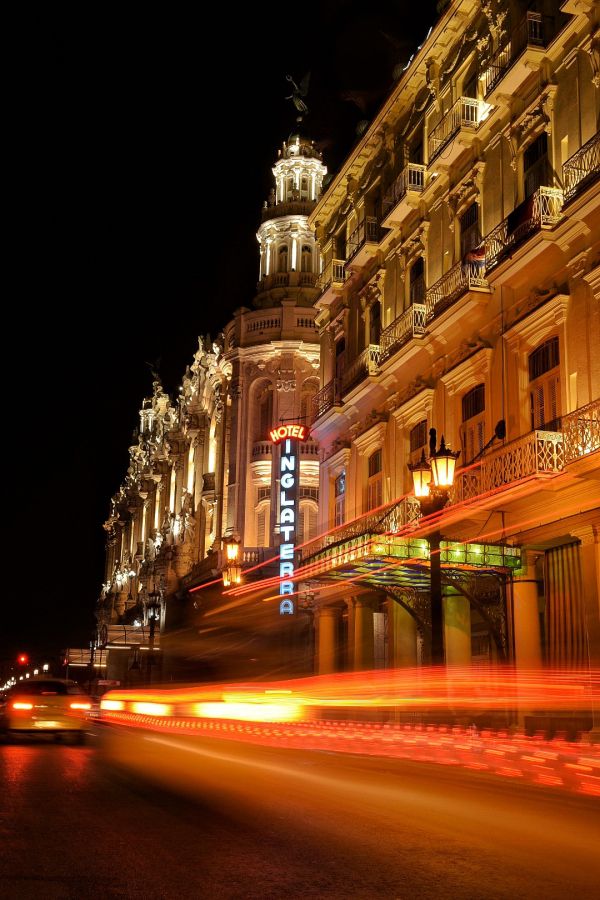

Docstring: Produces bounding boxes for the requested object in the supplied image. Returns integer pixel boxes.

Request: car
[0,678,92,743]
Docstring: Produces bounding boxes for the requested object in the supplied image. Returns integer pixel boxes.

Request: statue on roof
[285,72,310,122]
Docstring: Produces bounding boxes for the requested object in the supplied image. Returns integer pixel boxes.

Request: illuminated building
[305,0,600,686]
[99,136,325,681]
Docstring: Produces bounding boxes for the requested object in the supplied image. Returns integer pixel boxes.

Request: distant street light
[408,428,460,665]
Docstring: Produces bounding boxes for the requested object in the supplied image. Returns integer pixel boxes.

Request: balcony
[481,13,550,101]
[317,259,346,303]
[563,131,600,204]
[484,186,563,273]
[260,199,316,222]
[342,344,380,395]
[299,496,421,565]
[251,441,273,459]
[345,217,381,268]
[382,164,426,228]
[425,259,489,322]
[312,378,343,423]
[428,97,492,166]
[256,271,318,294]
[452,428,564,505]
[562,400,600,465]
[379,304,427,362]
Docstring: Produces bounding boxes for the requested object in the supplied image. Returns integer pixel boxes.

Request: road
[1,727,599,899]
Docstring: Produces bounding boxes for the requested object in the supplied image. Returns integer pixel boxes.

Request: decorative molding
[441,347,493,397]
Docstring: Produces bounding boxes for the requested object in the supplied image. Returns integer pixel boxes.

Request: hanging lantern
[408,450,432,498]
[430,436,460,488]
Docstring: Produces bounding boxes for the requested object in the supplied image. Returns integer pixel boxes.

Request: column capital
[571,524,600,546]
[316,605,342,619]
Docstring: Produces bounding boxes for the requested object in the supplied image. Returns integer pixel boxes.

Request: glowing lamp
[409,451,432,498]
[224,537,241,563]
[430,436,460,488]
[223,537,242,587]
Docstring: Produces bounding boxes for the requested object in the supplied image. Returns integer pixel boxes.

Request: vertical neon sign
[270,424,310,615]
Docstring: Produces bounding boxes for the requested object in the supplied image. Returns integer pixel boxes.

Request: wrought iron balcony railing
[563,131,600,204]
[382,163,426,217]
[312,378,342,422]
[428,97,491,163]
[299,496,421,565]
[481,13,549,97]
[484,186,563,273]
[318,258,346,293]
[379,304,427,362]
[562,399,600,464]
[452,426,565,503]
[342,344,380,394]
[425,259,488,321]
[345,217,381,263]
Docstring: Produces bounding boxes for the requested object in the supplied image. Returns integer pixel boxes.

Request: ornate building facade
[98,137,326,682]
[98,1,599,694]
[304,0,599,677]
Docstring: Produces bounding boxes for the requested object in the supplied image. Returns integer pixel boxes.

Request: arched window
[367,449,383,511]
[529,337,560,431]
[256,502,270,548]
[300,177,309,200]
[278,244,289,273]
[255,384,273,442]
[409,419,428,466]
[298,501,318,543]
[301,245,312,272]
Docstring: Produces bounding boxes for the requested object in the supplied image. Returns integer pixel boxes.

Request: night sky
[4,1,439,662]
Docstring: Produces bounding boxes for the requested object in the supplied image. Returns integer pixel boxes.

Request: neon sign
[278,436,300,615]
[270,423,309,444]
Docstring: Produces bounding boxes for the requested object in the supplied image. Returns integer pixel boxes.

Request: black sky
[3,1,438,661]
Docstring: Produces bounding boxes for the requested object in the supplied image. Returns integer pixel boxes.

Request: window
[278,244,288,273]
[529,337,560,431]
[256,506,268,547]
[335,338,346,381]
[461,384,485,464]
[409,419,428,466]
[409,257,425,304]
[460,203,481,259]
[334,471,346,527]
[524,134,548,200]
[300,177,309,200]
[301,245,312,272]
[255,385,273,441]
[257,486,271,502]
[369,301,381,344]
[299,502,318,543]
[367,449,383,510]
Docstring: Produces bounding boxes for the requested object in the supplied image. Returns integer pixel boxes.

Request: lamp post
[222,537,242,587]
[144,582,163,683]
[408,428,460,665]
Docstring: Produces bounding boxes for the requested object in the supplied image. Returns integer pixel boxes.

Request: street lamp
[143,582,163,684]
[408,428,460,665]
[222,537,242,587]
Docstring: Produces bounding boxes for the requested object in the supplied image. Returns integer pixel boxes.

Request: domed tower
[256,135,327,308]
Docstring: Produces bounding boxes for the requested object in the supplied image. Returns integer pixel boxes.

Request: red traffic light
[17,653,29,665]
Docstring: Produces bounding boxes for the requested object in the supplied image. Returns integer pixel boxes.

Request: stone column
[345,598,355,671]
[317,607,340,675]
[443,585,471,667]
[571,525,600,669]
[388,599,418,667]
[512,553,542,669]
[354,598,374,670]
